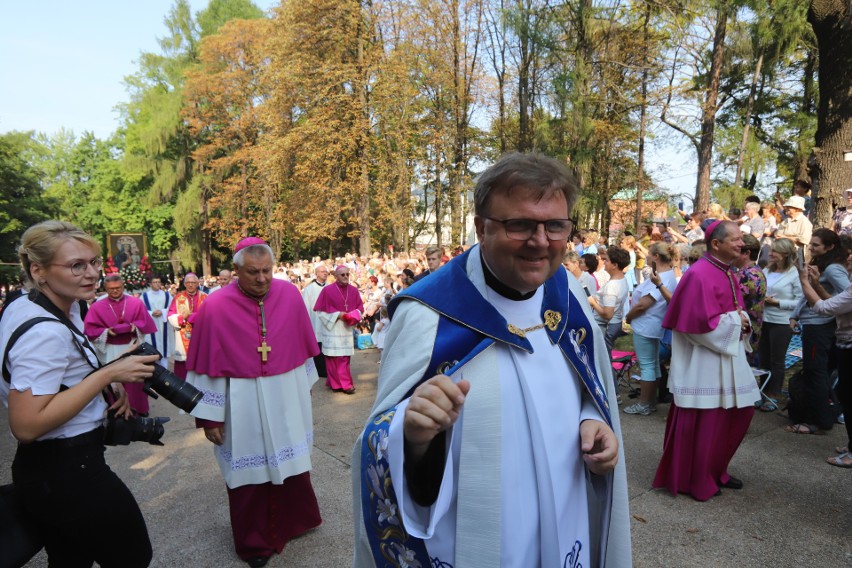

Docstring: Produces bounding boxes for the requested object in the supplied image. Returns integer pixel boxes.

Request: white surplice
[301,280,325,343]
[668,311,760,409]
[187,358,318,489]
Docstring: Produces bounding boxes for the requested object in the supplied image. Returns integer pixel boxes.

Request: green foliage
[11,0,831,261]
[197,0,265,38]
[0,132,56,262]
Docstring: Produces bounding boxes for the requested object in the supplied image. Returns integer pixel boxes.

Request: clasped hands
[403,375,618,475]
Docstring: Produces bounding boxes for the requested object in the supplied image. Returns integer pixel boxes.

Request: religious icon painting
[107,233,148,273]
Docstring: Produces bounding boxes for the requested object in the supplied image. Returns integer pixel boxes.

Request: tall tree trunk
[516,0,532,152]
[795,50,817,183]
[807,0,852,227]
[571,0,593,192]
[695,1,729,212]
[635,1,651,231]
[357,0,372,257]
[734,50,764,188]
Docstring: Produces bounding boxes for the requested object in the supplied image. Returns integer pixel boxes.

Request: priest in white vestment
[141,276,173,368]
[353,153,631,568]
[187,238,321,568]
[301,263,329,378]
[653,220,760,501]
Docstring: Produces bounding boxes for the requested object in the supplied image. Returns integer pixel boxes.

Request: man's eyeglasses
[485,217,574,241]
[51,257,103,276]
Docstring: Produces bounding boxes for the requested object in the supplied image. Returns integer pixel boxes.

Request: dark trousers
[800,322,838,430]
[837,348,852,447]
[314,342,327,377]
[11,429,152,568]
[757,321,795,397]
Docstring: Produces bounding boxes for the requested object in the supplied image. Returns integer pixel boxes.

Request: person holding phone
[624,243,678,416]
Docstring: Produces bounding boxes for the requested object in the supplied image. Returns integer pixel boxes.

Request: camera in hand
[121,342,202,413]
[105,409,169,446]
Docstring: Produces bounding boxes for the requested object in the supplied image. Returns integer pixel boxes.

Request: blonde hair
[649,242,673,264]
[18,220,100,291]
[707,203,730,220]
[767,237,797,272]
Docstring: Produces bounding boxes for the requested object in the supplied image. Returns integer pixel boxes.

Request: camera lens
[104,412,169,446]
[126,343,203,413]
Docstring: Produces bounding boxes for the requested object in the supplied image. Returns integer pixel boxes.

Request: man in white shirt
[776,195,812,267]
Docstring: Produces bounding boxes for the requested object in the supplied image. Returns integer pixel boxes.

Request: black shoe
[246,557,270,568]
[720,476,743,490]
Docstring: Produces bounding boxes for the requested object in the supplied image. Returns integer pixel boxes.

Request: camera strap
[2,292,102,388]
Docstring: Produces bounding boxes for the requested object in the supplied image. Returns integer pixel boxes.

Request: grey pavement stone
[2,350,850,567]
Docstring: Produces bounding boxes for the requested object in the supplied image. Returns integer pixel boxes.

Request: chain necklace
[236,283,272,363]
[336,283,351,312]
[507,322,545,338]
[705,254,742,310]
[108,295,127,324]
[507,311,562,338]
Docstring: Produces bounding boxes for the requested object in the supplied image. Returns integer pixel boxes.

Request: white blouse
[1,297,106,440]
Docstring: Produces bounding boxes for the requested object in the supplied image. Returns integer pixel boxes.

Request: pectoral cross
[258,340,271,362]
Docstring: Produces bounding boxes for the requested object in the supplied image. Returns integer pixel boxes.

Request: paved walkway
[1,349,850,567]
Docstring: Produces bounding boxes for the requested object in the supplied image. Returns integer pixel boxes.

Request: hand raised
[403,375,471,461]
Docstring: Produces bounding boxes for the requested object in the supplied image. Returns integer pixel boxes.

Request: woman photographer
[1,220,159,567]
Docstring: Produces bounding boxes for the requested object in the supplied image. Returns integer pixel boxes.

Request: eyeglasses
[51,257,103,276]
[484,217,574,241]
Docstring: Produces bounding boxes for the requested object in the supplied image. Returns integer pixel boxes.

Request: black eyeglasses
[484,217,574,241]
[50,257,103,276]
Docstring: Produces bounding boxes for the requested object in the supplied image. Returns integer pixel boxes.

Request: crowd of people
[1,152,850,568]
[568,184,850,478]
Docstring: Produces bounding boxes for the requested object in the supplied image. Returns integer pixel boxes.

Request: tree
[183,18,274,250]
[122,0,266,272]
[197,0,265,38]
[0,132,54,265]
[264,0,379,257]
[808,0,852,227]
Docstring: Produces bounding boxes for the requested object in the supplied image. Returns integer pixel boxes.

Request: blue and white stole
[360,248,610,567]
[142,290,170,356]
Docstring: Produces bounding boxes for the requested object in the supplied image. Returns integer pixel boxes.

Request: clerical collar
[705,253,732,271]
[480,255,536,301]
[236,282,268,303]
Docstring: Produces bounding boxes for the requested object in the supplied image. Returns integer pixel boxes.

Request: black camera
[121,343,203,413]
[105,410,170,446]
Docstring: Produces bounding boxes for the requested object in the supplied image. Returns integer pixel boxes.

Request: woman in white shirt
[587,246,630,356]
[2,221,159,567]
[623,243,678,416]
[757,238,801,411]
